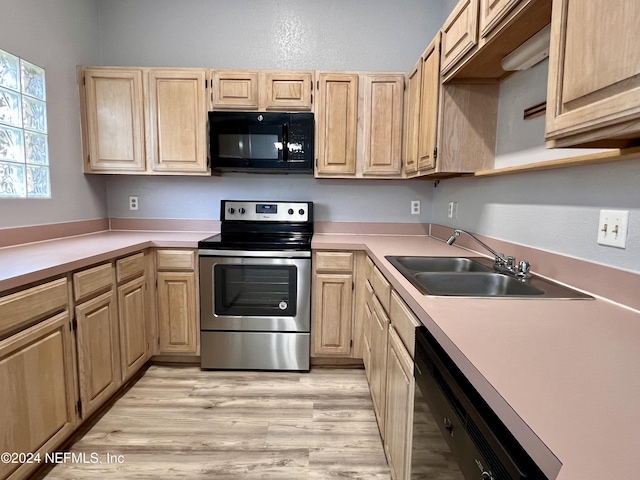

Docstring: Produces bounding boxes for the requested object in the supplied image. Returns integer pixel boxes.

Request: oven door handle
[283,122,289,162]
[198,249,311,258]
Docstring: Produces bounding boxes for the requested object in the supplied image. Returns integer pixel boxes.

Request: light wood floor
[45,366,391,479]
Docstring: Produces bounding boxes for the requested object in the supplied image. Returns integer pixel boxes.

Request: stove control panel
[223,201,312,222]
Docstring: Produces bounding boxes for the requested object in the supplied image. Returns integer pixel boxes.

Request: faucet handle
[506,256,516,269]
[518,260,531,278]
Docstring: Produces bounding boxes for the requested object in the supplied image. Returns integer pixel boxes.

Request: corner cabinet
[545,0,640,148]
[80,67,209,175]
[0,279,76,480]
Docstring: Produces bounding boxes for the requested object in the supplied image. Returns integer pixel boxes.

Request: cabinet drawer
[315,251,354,273]
[390,291,420,358]
[73,262,113,302]
[0,278,68,338]
[365,255,374,283]
[116,252,145,283]
[156,249,196,271]
[371,265,391,313]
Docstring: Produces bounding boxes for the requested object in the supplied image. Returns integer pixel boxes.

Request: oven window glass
[214,264,297,316]
[218,133,281,160]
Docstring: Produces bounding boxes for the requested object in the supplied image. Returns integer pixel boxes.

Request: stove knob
[239,208,246,214]
[298,209,305,216]
[227,207,235,214]
[288,209,294,215]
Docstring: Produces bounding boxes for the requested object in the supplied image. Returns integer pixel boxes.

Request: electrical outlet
[447,201,458,219]
[411,200,420,215]
[597,209,629,248]
[129,196,139,211]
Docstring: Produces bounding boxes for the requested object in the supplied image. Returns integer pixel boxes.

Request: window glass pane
[0,48,48,199]
[20,59,45,100]
[26,164,49,197]
[0,50,20,91]
[22,96,46,133]
[0,161,26,197]
[25,130,48,165]
[0,86,23,127]
[0,124,25,162]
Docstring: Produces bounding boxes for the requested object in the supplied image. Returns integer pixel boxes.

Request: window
[0,48,49,198]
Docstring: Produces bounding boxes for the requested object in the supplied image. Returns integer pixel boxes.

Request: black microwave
[209,111,314,173]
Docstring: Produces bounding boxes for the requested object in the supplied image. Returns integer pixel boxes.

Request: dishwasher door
[412,326,548,480]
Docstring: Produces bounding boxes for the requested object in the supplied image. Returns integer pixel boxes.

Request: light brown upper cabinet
[440,0,479,77]
[210,70,314,111]
[83,68,146,173]
[545,0,640,148]
[262,72,314,111]
[404,33,498,178]
[316,72,404,178]
[81,67,209,175]
[361,74,404,176]
[440,0,552,82]
[147,69,209,174]
[417,36,441,172]
[315,72,359,176]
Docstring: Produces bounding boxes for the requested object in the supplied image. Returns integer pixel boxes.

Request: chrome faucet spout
[446,229,507,262]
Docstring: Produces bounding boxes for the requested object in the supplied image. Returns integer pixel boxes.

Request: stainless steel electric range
[198,200,313,371]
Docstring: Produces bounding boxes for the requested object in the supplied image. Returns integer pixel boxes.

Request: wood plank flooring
[44,366,391,479]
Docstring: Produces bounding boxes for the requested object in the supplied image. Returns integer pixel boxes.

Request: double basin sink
[386,256,592,299]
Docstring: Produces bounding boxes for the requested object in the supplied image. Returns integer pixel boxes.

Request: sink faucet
[446,229,531,279]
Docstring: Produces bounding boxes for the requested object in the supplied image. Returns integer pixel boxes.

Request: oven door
[199,253,311,333]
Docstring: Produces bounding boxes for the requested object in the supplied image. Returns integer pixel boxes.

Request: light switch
[597,209,629,248]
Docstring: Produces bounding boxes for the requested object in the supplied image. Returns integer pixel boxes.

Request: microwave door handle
[282,123,289,162]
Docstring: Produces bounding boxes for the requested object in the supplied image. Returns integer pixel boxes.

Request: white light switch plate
[597,209,629,248]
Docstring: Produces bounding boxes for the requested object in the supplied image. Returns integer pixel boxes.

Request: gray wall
[98,0,448,224]
[432,64,640,274]
[0,0,106,229]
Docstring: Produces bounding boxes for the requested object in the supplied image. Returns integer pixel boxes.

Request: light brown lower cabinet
[156,249,198,355]
[384,326,415,480]
[117,276,148,382]
[75,290,122,418]
[369,294,390,432]
[157,271,197,354]
[0,312,77,480]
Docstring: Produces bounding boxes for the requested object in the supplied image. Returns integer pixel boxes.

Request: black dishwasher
[412,325,548,480]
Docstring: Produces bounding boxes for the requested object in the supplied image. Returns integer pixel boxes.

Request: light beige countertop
[313,233,640,480]
[2,230,639,480]
[0,230,211,292]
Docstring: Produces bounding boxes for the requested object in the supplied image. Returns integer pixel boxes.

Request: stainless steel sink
[385,256,593,299]
[389,256,493,273]
[414,272,544,296]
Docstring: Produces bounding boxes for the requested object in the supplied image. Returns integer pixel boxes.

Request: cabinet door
[75,290,122,418]
[117,276,148,381]
[157,271,197,354]
[369,295,389,434]
[417,34,442,172]
[545,0,640,147]
[403,61,422,176]
[441,0,479,76]
[315,73,359,176]
[148,69,208,173]
[362,74,404,176]
[479,0,520,38]
[312,273,353,356]
[211,71,259,110]
[384,327,415,480]
[262,72,314,111]
[0,312,76,480]
[83,68,146,173]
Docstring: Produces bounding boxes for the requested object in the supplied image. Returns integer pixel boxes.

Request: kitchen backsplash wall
[106,175,433,224]
[431,159,640,274]
[0,0,106,229]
